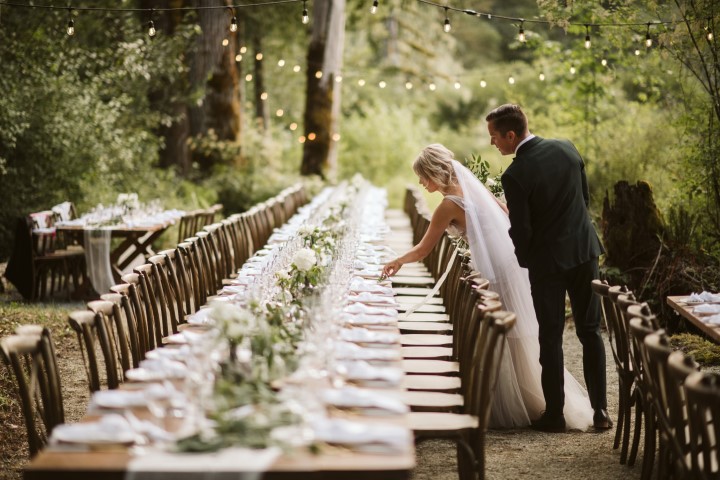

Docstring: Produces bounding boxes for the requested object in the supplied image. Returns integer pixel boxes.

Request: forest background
[1,0,719,328]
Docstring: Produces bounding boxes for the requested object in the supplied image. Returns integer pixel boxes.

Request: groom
[485,104,610,432]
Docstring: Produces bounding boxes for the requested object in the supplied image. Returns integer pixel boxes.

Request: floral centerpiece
[116,192,140,213]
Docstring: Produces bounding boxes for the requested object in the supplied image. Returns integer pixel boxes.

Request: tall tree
[300,0,346,178]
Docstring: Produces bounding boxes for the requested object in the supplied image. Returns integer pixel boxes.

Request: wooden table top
[666,295,720,344]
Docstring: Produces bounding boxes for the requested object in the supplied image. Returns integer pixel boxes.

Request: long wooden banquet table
[56,210,184,283]
[25,183,415,480]
[667,295,720,344]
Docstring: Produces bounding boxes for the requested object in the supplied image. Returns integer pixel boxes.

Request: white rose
[298,225,314,236]
[275,268,291,280]
[292,248,317,272]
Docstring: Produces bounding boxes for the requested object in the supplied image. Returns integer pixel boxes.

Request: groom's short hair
[485,104,528,137]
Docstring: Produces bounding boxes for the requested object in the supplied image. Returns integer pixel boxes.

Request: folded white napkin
[340,328,400,345]
[348,292,398,306]
[51,414,136,445]
[322,387,408,414]
[312,418,411,452]
[344,303,398,317]
[694,304,720,314]
[333,341,401,361]
[687,291,720,303]
[341,360,403,386]
[145,345,191,361]
[349,281,393,296]
[343,314,396,326]
[186,308,214,326]
[703,314,720,325]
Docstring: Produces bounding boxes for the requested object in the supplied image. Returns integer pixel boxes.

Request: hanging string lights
[302,0,309,24]
[584,24,591,49]
[443,7,451,33]
[518,20,526,43]
[228,7,238,33]
[645,23,653,48]
[66,7,75,36]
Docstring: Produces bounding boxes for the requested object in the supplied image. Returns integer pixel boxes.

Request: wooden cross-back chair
[110,281,151,359]
[666,352,702,477]
[409,311,516,480]
[1,327,64,457]
[644,332,694,479]
[103,288,143,368]
[627,315,661,480]
[68,309,120,392]
[683,371,720,480]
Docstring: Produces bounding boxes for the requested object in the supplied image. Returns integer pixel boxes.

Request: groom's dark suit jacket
[500,136,604,278]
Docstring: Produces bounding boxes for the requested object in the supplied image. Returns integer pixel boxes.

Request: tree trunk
[300,0,346,178]
[253,33,269,131]
[142,0,191,176]
[188,0,242,172]
[601,180,665,285]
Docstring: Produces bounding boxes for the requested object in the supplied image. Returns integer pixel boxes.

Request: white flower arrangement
[116,192,140,211]
[211,302,257,343]
[292,248,317,272]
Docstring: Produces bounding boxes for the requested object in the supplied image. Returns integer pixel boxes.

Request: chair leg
[640,402,656,480]
[627,387,643,466]
[614,374,627,453]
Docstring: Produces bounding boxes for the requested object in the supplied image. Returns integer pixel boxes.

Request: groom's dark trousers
[501,136,607,417]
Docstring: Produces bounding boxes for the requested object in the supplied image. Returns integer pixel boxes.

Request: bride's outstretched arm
[494,196,509,215]
[382,200,457,277]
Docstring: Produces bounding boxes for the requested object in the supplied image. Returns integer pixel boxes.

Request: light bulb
[235,54,242,62]
[371,0,378,14]
[358,79,366,86]
[256,53,263,60]
[278,59,285,67]
[601,58,608,66]
[405,81,412,90]
[518,21,526,43]
[584,25,590,49]
[569,66,576,75]
[302,8,309,24]
[308,133,316,141]
[67,19,75,36]
[645,24,652,48]
[148,20,156,37]
[276,109,284,117]
[240,46,247,54]
[332,133,341,141]
[260,92,268,100]
[230,16,238,32]
[429,83,436,91]
[315,71,323,79]
[335,75,343,83]
[480,80,487,88]
[293,65,301,72]
[289,122,298,131]
[444,18,451,33]
[709,31,715,41]
[539,73,545,81]
[454,81,461,89]
[635,49,641,56]
[508,76,515,84]
[379,81,386,88]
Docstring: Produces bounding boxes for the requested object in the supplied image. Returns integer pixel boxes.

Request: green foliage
[670,333,720,367]
[466,153,504,198]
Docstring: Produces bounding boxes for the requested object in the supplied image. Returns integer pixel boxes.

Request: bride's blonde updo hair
[412,143,457,189]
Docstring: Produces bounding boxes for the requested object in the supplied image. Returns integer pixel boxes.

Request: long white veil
[451,160,593,430]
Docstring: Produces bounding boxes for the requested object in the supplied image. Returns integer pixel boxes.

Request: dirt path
[412,322,638,480]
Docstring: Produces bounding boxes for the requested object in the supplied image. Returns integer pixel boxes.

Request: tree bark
[253,32,269,131]
[188,0,242,172]
[300,0,346,178]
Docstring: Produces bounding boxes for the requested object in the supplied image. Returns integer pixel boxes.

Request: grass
[670,333,720,366]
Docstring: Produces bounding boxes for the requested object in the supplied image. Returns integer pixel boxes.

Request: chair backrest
[467,311,516,429]
[148,254,181,334]
[667,350,701,474]
[133,264,167,347]
[644,332,693,476]
[68,310,120,392]
[683,371,720,480]
[177,210,202,245]
[87,299,132,379]
[116,276,152,356]
[627,316,660,400]
[104,286,143,367]
[0,327,64,457]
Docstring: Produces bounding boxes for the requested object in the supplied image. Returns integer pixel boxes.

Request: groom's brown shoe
[530,412,566,433]
[593,409,613,430]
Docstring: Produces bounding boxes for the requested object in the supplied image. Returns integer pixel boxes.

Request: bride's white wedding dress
[451,160,593,430]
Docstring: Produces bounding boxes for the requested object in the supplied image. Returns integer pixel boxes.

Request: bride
[382,143,593,430]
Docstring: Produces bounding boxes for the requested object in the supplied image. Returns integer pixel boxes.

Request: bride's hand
[382,259,403,278]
